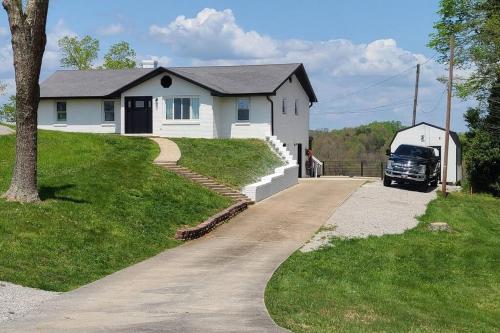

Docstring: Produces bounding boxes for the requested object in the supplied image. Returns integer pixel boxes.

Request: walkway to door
[4,179,363,333]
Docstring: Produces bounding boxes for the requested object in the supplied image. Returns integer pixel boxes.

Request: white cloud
[150,8,278,59]
[0,26,8,37]
[150,8,467,129]
[98,23,124,36]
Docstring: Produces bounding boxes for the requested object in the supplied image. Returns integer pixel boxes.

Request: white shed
[390,122,462,184]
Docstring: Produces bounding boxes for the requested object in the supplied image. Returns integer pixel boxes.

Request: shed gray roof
[40,63,317,102]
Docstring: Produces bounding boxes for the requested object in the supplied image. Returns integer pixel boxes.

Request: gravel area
[301,180,459,252]
[0,124,14,136]
[0,281,59,323]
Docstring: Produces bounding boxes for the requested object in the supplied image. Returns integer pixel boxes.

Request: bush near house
[266,192,500,333]
[173,138,284,188]
[0,131,231,291]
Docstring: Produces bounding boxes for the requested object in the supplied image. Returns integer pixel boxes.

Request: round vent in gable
[161,75,172,88]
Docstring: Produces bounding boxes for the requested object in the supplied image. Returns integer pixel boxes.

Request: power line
[329,66,416,102]
[420,89,447,113]
[327,54,438,103]
[319,98,413,115]
[420,52,438,66]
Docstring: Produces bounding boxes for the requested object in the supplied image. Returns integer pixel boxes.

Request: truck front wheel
[383,175,392,187]
[418,181,429,192]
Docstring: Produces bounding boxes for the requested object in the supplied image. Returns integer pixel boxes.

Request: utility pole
[412,63,420,126]
[442,35,455,195]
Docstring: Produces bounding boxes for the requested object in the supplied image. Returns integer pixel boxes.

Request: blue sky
[0,0,471,131]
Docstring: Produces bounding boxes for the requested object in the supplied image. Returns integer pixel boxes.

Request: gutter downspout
[266,95,274,136]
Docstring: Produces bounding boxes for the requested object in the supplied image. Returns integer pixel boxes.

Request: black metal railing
[321,160,386,178]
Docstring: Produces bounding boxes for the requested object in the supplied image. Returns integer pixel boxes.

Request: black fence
[321,160,386,178]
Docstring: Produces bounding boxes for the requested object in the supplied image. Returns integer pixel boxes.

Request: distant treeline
[310,121,404,162]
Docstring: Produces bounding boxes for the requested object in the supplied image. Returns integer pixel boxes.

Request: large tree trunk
[2,0,49,202]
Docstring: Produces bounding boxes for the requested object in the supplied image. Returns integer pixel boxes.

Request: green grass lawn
[266,192,500,332]
[172,138,283,188]
[0,131,230,291]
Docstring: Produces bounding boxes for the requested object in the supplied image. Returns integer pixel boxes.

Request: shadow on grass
[39,184,89,203]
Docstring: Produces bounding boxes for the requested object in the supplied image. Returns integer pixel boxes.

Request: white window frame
[102,100,116,123]
[55,100,67,122]
[236,97,250,123]
[164,96,200,121]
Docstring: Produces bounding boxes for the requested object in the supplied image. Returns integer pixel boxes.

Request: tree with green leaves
[58,35,99,70]
[429,0,499,101]
[103,41,136,69]
[429,0,499,195]
[0,95,16,123]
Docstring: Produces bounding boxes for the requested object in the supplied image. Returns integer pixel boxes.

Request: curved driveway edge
[3,179,363,333]
[0,124,14,136]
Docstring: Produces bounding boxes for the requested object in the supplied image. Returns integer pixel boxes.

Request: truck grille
[392,163,419,174]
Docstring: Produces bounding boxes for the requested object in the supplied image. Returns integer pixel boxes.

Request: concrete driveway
[3,179,363,333]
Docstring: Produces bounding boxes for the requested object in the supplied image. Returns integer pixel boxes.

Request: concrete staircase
[241,136,299,202]
[155,162,253,204]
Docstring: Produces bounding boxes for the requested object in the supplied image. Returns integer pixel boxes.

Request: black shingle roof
[40,63,317,103]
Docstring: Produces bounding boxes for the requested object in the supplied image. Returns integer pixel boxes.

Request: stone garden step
[156,162,253,204]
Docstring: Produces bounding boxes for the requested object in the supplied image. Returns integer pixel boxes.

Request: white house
[38,62,317,177]
[390,122,462,184]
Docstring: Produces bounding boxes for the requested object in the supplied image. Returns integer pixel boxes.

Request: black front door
[297,143,303,178]
[125,96,152,134]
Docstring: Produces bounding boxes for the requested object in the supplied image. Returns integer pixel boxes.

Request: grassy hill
[0,131,280,291]
[173,138,283,188]
[311,121,404,161]
[266,192,500,332]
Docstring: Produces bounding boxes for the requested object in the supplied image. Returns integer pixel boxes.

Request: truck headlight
[418,165,426,174]
[387,160,393,169]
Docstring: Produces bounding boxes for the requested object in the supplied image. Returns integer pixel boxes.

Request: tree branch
[26,0,49,31]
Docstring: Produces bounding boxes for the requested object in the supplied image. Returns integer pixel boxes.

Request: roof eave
[39,95,119,100]
[211,92,277,97]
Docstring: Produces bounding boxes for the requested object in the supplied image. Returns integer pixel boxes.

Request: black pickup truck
[384,144,440,191]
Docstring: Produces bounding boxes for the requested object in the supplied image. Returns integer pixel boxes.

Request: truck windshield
[394,145,430,158]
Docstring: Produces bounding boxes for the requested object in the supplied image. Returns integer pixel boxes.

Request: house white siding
[271,74,310,177]
[38,99,119,133]
[214,96,272,139]
[390,123,462,184]
[121,74,215,138]
[37,67,313,178]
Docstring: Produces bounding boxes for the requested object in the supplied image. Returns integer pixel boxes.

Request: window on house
[295,99,299,116]
[282,98,287,114]
[165,97,200,120]
[103,101,115,122]
[237,98,250,122]
[56,101,66,121]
